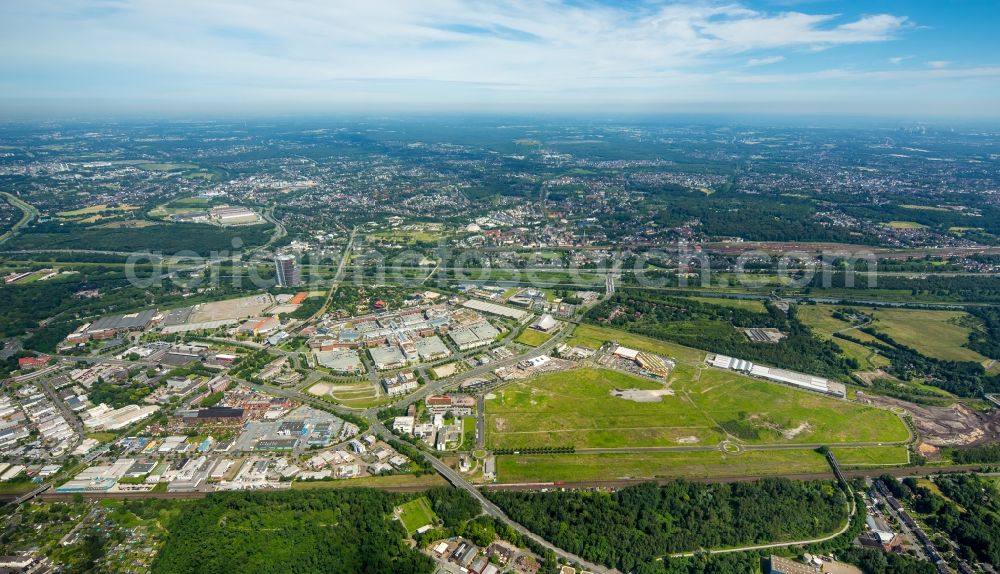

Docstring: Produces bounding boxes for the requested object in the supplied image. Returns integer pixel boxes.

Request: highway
[0,192,38,245]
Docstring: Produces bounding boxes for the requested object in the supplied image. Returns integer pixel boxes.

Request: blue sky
[1,0,998,118]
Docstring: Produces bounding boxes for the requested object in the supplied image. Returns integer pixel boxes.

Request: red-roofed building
[18,356,51,370]
[425,394,476,416]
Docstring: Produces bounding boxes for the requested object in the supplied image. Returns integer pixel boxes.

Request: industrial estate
[2,4,1000,571]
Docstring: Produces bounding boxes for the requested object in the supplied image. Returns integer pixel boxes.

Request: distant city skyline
[1,0,999,118]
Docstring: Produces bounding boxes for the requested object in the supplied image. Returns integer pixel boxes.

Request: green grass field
[830,446,909,467]
[495,449,834,482]
[899,204,949,212]
[138,162,198,171]
[494,446,909,483]
[396,496,439,533]
[486,366,909,450]
[869,308,987,364]
[567,324,705,363]
[86,431,118,443]
[57,203,137,217]
[799,304,988,364]
[795,305,888,370]
[885,221,927,229]
[516,328,553,347]
[291,474,447,490]
[686,296,767,313]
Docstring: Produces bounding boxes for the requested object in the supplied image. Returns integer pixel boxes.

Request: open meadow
[797,304,989,365]
[396,496,439,533]
[489,324,911,482]
[486,365,909,450]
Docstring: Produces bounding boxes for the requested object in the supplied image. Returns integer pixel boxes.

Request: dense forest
[587,292,855,379]
[151,489,436,574]
[834,547,937,574]
[639,191,874,244]
[947,443,1000,465]
[89,379,156,408]
[485,479,848,572]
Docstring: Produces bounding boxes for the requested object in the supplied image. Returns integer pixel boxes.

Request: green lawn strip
[830,446,910,467]
[495,449,835,483]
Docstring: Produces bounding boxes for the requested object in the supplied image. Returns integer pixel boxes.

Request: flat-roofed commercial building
[316,349,364,373]
[369,345,408,370]
[448,322,500,351]
[461,299,528,321]
[415,335,451,361]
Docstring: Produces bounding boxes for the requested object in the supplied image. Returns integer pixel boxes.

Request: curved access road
[668,479,857,559]
[369,416,619,574]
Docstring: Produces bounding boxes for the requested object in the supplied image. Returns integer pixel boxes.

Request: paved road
[391,323,575,412]
[38,377,85,438]
[369,416,618,574]
[0,192,38,245]
[307,227,357,324]
[475,395,486,449]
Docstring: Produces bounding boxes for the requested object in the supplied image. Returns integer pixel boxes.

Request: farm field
[485,366,909,450]
[396,496,439,533]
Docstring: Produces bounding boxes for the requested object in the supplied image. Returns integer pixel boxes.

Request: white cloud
[747,56,786,66]
[926,60,951,69]
[0,0,995,116]
[888,56,911,65]
[0,1,914,85]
